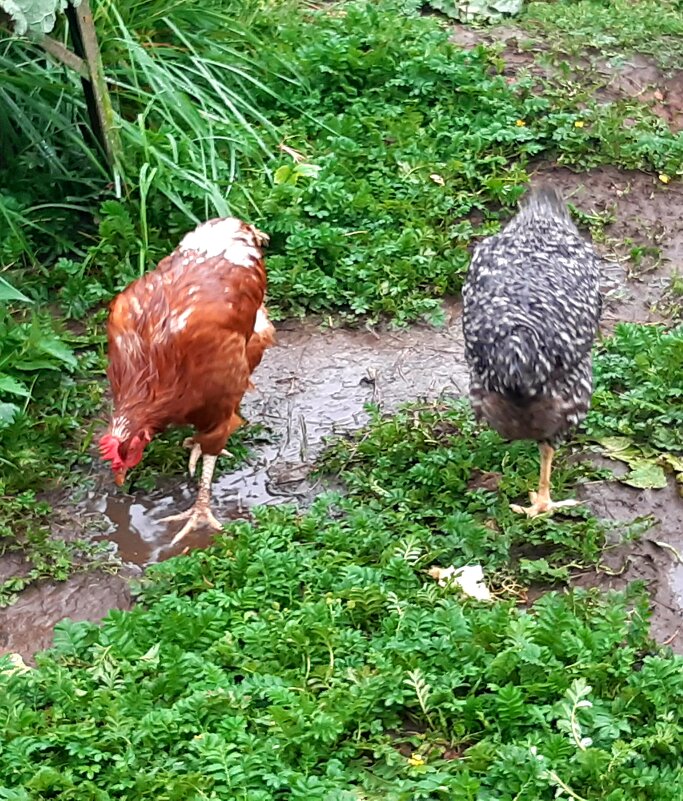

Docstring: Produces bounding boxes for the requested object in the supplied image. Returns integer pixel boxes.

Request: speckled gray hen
[462,184,603,517]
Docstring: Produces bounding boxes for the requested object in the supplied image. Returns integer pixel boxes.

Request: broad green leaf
[597,436,659,469]
[36,338,78,369]
[13,359,63,371]
[274,165,293,185]
[0,0,81,36]
[661,453,683,474]
[0,374,30,398]
[597,437,633,453]
[621,462,668,489]
[295,163,322,179]
[0,402,19,428]
[429,0,523,21]
[0,276,31,303]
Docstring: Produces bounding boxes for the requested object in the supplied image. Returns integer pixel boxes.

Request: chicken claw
[510,443,581,518]
[510,493,581,518]
[163,503,222,545]
[161,452,224,544]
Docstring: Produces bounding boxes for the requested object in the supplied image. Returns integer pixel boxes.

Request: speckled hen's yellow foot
[510,442,582,518]
[510,492,582,518]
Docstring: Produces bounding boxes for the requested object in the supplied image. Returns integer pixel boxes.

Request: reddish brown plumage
[101,216,275,480]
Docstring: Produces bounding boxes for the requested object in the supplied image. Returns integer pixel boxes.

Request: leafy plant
[6,0,683,324]
[0,492,117,606]
[0,309,78,430]
[420,0,524,23]
[522,0,683,68]
[0,0,73,36]
[0,501,679,799]
[585,323,683,489]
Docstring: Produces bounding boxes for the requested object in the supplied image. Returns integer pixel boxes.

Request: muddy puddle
[83,301,470,565]
[0,570,133,660]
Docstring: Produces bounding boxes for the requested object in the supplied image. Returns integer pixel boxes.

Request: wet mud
[536,166,682,327]
[2,31,682,661]
[449,24,683,133]
[577,475,683,654]
[0,570,133,663]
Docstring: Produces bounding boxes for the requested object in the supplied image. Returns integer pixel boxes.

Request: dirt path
[1,165,680,662]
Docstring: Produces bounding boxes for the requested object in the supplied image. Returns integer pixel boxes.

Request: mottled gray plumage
[462,184,603,447]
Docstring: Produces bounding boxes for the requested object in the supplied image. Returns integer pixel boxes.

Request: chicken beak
[114,469,127,487]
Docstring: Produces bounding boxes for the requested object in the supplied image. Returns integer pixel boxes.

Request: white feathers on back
[179,218,261,267]
[169,308,194,333]
[110,415,131,439]
[253,307,270,334]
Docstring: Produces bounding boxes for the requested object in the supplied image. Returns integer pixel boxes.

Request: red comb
[99,434,122,464]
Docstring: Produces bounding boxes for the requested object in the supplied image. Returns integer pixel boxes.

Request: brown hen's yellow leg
[510,443,581,518]
[162,454,223,544]
[181,437,231,477]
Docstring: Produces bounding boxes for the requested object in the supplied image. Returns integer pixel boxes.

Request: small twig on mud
[494,574,528,602]
[449,377,465,395]
[662,629,680,646]
[650,539,683,564]
[298,415,309,463]
[364,367,382,405]
[595,560,629,577]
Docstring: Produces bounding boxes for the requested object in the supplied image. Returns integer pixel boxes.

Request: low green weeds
[3,319,680,797]
[5,0,683,323]
[522,0,683,68]
[0,493,116,607]
[586,323,683,489]
[0,488,679,799]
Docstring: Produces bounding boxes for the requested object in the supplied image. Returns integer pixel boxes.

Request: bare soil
[1,35,681,662]
[450,24,683,133]
[578,474,683,650]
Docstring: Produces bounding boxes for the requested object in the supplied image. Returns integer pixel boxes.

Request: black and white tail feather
[462,183,603,405]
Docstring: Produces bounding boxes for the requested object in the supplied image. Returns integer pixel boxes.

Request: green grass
[5,0,683,323]
[584,323,683,490]
[522,0,683,68]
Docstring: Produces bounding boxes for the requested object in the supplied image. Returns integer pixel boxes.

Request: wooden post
[64,0,122,187]
[1,1,122,188]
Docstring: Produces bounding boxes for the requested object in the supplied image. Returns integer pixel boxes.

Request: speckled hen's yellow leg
[510,443,582,518]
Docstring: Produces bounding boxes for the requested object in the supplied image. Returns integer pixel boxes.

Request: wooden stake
[64,0,122,186]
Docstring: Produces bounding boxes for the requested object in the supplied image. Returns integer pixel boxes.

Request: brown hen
[99,217,275,544]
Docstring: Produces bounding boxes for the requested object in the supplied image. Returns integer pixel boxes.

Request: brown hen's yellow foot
[163,503,222,545]
[161,453,223,545]
[510,492,581,518]
[510,442,581,518]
